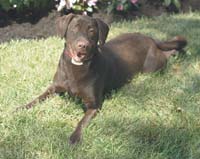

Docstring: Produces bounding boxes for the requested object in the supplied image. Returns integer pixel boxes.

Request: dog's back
[100,33,187,90]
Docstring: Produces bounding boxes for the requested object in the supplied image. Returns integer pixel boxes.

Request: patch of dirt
[0,10,60,43]
[0,0,199,44]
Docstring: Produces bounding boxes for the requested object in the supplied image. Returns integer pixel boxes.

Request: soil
[0,10,60,43]
[0,0,199,44]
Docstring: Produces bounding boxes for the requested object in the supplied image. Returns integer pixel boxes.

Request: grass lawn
[0,12,200,159]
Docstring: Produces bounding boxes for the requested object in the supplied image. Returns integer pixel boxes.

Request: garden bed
[0,10,59,43]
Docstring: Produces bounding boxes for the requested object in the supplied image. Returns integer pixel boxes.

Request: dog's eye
[89,29,94,33]
[88,29,95,36]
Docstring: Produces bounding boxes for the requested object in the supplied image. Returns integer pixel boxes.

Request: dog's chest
[66,68,96,98]
[67,79,81,96]
[67,78,94,99]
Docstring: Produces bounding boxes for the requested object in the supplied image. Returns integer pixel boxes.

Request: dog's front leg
[69,107,98,145]
[16,83,68,110]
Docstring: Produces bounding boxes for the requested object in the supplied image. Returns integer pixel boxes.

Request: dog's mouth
[74,51,86,61]
[66,45,93,66]
[71,51,86,65]
[67,46,87,66]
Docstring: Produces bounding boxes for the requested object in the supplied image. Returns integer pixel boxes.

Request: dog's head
[56,14,109,65]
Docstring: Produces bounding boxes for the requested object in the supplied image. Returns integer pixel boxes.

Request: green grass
[1,12,200,159]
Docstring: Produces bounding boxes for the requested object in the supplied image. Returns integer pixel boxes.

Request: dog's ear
[56,13,75,38]
[95,18,109,46]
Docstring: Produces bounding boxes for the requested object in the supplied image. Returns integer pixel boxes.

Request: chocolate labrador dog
[18,14,187,144]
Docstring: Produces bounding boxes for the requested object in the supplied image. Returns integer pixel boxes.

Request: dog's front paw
[15,105,26,112]
[69,131,81,145]
[15,103,33,112]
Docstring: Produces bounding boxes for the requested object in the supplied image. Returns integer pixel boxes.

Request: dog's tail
[156,36,187,51]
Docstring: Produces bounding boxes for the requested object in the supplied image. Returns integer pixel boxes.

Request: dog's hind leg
[162,49,177,59]
[143,46,167,73]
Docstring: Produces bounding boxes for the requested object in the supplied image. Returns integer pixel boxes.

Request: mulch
[0,10,60,43]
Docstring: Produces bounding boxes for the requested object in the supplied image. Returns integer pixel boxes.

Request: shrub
[105,0,139,14]
[57,0,98,15]
[0,0,183,16]
[104,0,181,14]
[162,0,181,9]
[0,0,54,12]
[73,0,98,14]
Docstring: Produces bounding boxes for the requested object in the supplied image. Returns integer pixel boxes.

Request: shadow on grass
[1,57,199,159]
[145,15,200,56]
[112,13,200,57]
[1,71,200,159]
[101,115,195,159]
[0,116,71,159]
[171,72,200,115]
[0,113,196,159]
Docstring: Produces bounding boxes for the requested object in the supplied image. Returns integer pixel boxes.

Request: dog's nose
[77,41,89,49]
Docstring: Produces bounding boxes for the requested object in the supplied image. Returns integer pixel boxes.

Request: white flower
[57,0,67,11]
[71,0,76,4]
[87,0,98,7]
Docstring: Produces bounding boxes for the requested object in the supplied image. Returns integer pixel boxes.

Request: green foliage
[71,0,98,14]
[163,0,181,9]
[0,0,52,12]
[106,0,139,14]
[0,0,11,11]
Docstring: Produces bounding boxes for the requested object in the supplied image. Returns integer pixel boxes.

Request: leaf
[0,0,11,11]
[173,0,181,9]
[107,5,114,14]
[121,0,127,4]
[86,7,93,12]
[72,4,82,11]
[164,0,171,6]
